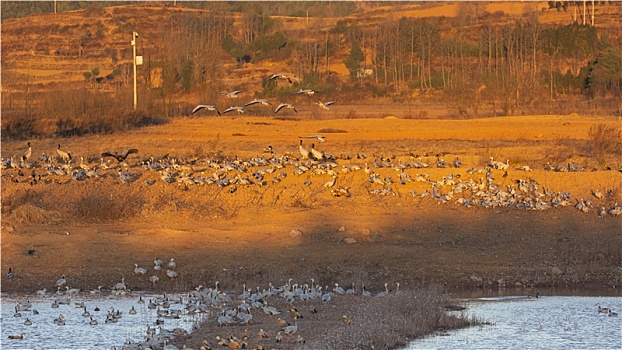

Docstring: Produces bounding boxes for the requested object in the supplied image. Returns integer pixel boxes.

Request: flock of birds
[3,138,621,218]
[7,269,403,350]
[191,73,335,117]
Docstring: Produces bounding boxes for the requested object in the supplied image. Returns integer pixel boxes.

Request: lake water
[407,295,622,350]
[0,293,205,349]
[2,291,621,349]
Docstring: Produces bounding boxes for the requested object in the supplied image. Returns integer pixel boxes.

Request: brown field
[1,111,621,348]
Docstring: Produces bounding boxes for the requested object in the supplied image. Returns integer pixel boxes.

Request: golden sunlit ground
[1,110,621,349]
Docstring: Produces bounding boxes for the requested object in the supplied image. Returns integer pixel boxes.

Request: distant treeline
[0,1,358,22]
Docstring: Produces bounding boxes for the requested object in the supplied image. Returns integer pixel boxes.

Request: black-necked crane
[22,142,32,162]
[56,144,71,162]
[310,143,325,160]
[299,140,310,159]
[192,104,221,116]
[101,148,138,163]
[275,103,297,114]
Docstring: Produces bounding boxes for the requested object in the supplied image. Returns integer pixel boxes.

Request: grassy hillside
[1,1,621,140]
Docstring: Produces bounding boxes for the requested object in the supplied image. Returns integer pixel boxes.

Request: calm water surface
[1,293,204,349]
[408,295,622,350]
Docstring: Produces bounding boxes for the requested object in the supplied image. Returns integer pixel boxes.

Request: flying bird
[294,89,315,96]
[275,103,297,114]
[267,73,293,83]
[192,104,221,116]
[316,100,335,110]
[299,135,326,143]
[222,106,246,115]
[101,149,139,163]
[222,90,243,98]
[244,98,272,107]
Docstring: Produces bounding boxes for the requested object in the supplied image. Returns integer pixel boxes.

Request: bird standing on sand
[22,142,32,162]
[56,144,72,162]
[7,267,13,279]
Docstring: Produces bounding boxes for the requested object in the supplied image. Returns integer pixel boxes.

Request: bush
[1,114,41,141]
[588,123,622,157]
[72,183,144,222]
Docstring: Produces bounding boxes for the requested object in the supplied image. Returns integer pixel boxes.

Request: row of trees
[2,3,620,125]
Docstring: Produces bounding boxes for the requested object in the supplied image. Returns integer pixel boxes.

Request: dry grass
[8,204,62,224]
[588,123,622,159]
[70,182,145,222]
[309,288,472,350]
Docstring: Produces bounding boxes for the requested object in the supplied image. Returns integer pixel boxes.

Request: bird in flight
[101,149,139,162]
[222,106,246,115]
[275,103,297,114]
[299,135,326,143]
[191,105,221,116]
[244,99,272,107]
[222,90,243,98]
[294,89,315,96]
[267,73,293,83]
[316,100,335,110]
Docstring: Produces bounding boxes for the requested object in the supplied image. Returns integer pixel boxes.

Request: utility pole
[583,1,586,25]
[132,32,139,110]
[591,0,594,26]
[54,0,56,14]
